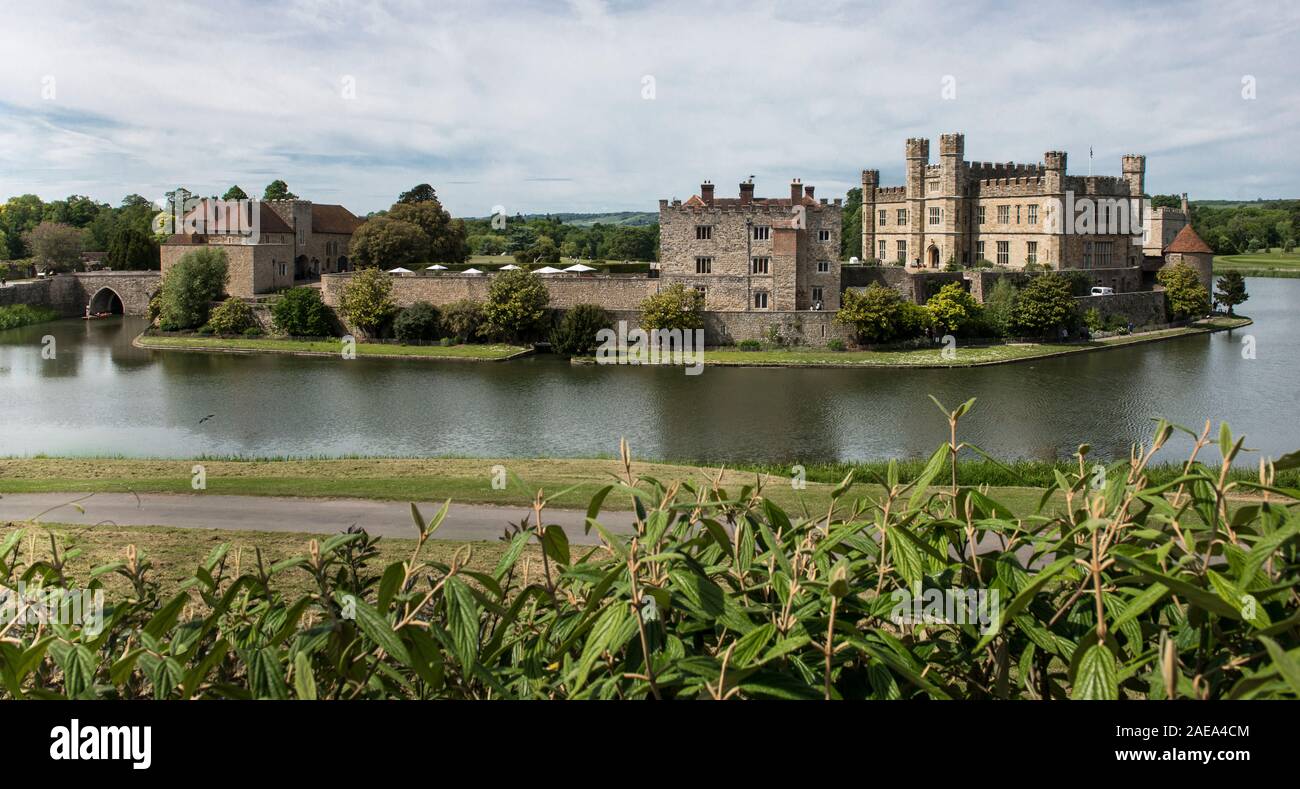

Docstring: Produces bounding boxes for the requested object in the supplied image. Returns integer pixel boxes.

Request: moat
[1,277,1296,466]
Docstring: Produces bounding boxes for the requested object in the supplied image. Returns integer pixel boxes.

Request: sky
[0,0,1297,217]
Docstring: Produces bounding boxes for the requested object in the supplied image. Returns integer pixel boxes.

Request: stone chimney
[739,179,754,206]
[790,179,802,203]
[700,181,714,206]
[1180,192,1189,215]
[804,184,815,201]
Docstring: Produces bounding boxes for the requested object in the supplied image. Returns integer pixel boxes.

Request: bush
[825,338,846,352]
[243,326,264,337]
[982,279,1019,337]
[1083,307,1104,333]
[393,301,441,342]
[482,268,549,342]
[157,247,228,331]
[1158,263,1211,320]
[736,339,762,351]
[835,283,929,344]
[0,304,58,331]
[196,324,215,335]
[550,303,612,356]
[1,405,1296,700]
[441,299,485,343]
[207,298,256,335]
[924,282,983,336]
[1011,273,1079,337]
[340,268,396,337]
[271,287,332,337]
[639,283,703,332]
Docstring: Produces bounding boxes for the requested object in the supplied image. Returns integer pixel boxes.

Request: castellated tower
[1121,154,1146,196]
[937,133,966,266]
[904,138,929,265]
[1043,151,1067,193]
[860,169,879,261]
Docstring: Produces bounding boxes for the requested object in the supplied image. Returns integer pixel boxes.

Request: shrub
[0,304,58,331]
[393,301,441,342]
[1158,263,1211,320]
[736,339,762,351]
[1011,273,1079,337]
[196,324,215,335]
[925,282,983,336]
[207,298,256,335]
[482,269,549,342]
[1083,307,1104,332]
[982,279,1019,337]
[835,283,929,344]
[639,283,703,332]
[1,405,1296,700]
[825,338,846,352]
[340,268,396,337]
[243,326,264,337]
[550,303,612,356]
[441,299,485,343]
[157,247,228,331]
[271,287,332,337]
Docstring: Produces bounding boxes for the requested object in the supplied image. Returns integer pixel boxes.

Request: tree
[263,180,296,201]
[639,283,703,331]
[393,302,441,342]
[551,303,613,356]
[22,221,85,272]
[442,300,485,343]
[0,195,45,258]
[841,187,862,260]
[982,278,1020,337]
[206,298,257,335]
[1158,263,1211,320]
[925,282,983,335]
[1214,271,1249,316]
[349,216,429,269]
[222,185,249,201]
[157,247,228,330]
[271,287,332,336]
[482,268,550,342]
[388,201,469,263]
[397,184,438,204]
[835,283,927,344]
[104,224,159,270]
[1011,273,1079,337]
[339,267,395,336]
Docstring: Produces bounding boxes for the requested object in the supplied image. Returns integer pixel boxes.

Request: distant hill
[459,211,658,226]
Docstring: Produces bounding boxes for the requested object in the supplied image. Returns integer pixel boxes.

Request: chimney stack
[1180,192,1189,215]
[790,178,802,203]
[804,184,815,201]
[701,181,714,206]
[739,179,754,206]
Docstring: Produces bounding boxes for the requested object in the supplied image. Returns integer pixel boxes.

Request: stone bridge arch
[72,272,160,317]
[88,286,125,314]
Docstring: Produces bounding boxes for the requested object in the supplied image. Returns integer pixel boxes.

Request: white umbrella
[462,267,484,274]
[425,264,448,271]
[533,266,563,274]
[387,267,413,274]
[564,263,596,272]
[499,264,521,270]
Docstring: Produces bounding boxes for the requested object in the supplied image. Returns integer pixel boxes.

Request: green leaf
[443,576,480,671]
[542,524,571,566]
[1072,643,1119,700]
[293,651,317,700]
[1257,636,1300,696]
[348,594,411,665]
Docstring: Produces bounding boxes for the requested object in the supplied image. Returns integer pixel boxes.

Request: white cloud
[0,0,1296,214]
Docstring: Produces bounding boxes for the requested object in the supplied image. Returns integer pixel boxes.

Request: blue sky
[1,0,1297,216]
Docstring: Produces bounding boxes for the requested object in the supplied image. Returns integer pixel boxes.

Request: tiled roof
[1165,224,1214,254]
[311,204,363,234]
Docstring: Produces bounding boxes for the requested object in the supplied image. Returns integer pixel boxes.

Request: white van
[1090,286,1115,296]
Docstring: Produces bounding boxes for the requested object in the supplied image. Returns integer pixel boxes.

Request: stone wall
[320,272,659,312]
[1075,289,1167,328]
[840,266,964,303]
[0,272,159,317]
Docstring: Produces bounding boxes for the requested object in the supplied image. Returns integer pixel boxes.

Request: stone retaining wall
[0,272,159,317]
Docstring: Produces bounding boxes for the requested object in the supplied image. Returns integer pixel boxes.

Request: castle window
[997,241,1009,266]
[753,291,769,309]
[1083,241,1093,268]
[878,210,887,226]
[997,205,1010,224]
[817,260,830,273]
[978,206,986,224]
[1028,204,1038,225]
[977,241,985,260]
[812,286,824,303]
[928,207,941,226]
[751,256,770,274]
[1027,241,1038,265]
[694,285,707,299]
[1095,241,1113,267]
[1016,205,1022,224]
[695,256,712,274]
[695,225,712,240]
[752,225,771,241]
[818,229,831,242]
[896,209,907,224]
[896,240,906,263]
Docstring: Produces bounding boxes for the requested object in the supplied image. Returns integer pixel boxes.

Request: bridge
[0,271,161,317]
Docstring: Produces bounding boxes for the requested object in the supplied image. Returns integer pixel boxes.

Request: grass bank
[0,303,59,330]
[135,333,530,360]
[1214,250,1300,277]
[692,316,1251,368]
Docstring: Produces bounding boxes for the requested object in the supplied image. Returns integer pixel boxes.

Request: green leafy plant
[393,302,441,343]
[482,269,549,342]
[1158,263,1211,320]
[550,303,612,356]
[339,268,396,337]
[157,247,228,331]
[639,283,703,332]
[271,287,332,337]
[207,299,256,335]
[441,300,485,343]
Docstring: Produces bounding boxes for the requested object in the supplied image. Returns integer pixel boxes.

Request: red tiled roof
[311,204,363,235]
[175,200,293,235]
[1165,224,1214,254]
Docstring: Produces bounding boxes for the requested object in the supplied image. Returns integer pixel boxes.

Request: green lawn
[1214,249,1300,277]
[698,318,1250,368]
[136,334,528,360]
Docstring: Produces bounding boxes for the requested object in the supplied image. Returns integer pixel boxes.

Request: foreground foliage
[1,402,1297,699]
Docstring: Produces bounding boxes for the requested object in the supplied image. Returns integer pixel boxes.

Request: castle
[161,199,362,297]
